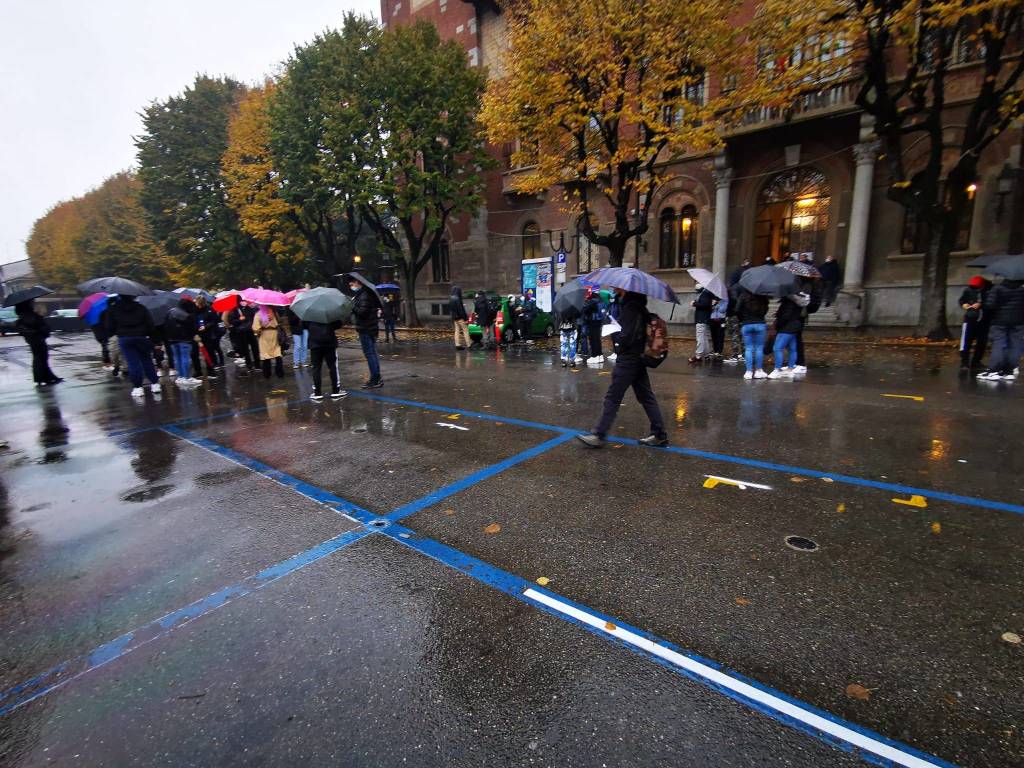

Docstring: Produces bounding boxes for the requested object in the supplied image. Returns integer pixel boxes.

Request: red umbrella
[212,290,240,313]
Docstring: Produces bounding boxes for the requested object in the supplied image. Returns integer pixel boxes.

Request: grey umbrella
[336,272,382,305]
[290,287,354,324]
[137,292,180,325]
[982,254,1024,281]
[552,278,589,318]
[77,276,153,296]
[738,264,799,298]
[3,285,53,308]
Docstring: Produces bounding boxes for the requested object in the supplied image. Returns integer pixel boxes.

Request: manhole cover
[785,535,819,552]
[369,519,389,529]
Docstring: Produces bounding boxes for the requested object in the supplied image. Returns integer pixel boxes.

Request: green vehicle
[467,292,555,342]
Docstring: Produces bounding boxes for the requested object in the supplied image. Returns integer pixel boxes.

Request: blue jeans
[292,330,309,366]
[171,342,192,379]
[988,325,1023,373]
[741,323,766,371]
[773,332,798,369]
[358,331,381,381]
[119,336,159,387]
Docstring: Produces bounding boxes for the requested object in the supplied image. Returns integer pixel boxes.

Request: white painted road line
[523,588,946,768]
[435,422,470,431]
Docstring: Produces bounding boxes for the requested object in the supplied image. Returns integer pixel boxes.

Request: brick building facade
[383,0,1024,327]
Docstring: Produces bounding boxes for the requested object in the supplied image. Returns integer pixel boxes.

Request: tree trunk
[606,238,627,268]
[401,265,421,328]
[915,213,956,340]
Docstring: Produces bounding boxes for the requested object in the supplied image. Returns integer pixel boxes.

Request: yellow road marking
[892,495,928,508]
[881,394,925,402]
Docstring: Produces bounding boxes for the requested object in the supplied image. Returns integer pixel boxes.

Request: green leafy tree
[136,75,261,286]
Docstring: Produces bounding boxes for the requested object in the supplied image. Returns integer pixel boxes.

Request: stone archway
[752,167,832,265]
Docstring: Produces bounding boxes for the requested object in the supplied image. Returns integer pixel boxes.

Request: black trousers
[795,331,806,367]
[310,347,340,395]
[262,356,284,379]
[29,340,57,384]
[960,320,989,366]
[587,322,603,358]
[593,355,666,439]
[231,331,260,368]
[709,319,725,354]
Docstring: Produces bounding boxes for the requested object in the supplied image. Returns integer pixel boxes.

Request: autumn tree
[358,21,493,325]
[223,82,309,286]
[26,199,89,289]
[269,14,378,278]
[761,0,1023,338]
[481,0,749,267]
[136,75,261,286]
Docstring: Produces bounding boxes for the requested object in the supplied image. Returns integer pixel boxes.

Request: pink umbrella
[285,288,308,302]
[77,292,108,318]
[240,287,291,306]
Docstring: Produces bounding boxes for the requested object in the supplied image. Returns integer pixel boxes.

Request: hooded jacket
[613,292,649,357]
[735,290,769,326]
[306,320,341,349]
[985,280,1024,326]
[106,296,155,339]
[775,295,807,334]
[474,293,495,326]
[164,301,198,343]
[448,287,469,322]
[693,289,716,324]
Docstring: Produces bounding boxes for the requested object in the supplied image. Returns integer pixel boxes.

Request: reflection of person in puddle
[38,398,70,463]
[127,429,178,484]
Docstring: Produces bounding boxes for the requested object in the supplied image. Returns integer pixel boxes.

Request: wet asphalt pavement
[0,332,1021,767]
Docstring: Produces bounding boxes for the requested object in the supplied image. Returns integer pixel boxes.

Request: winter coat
[15,308,50,344]
[775,296,806,334]
[286,309,304,335]
[252,309,282,359]
[819,260,841,285]
[613,292,649,357]
[985,280,1024,326]
[225,306,251,334]
[735,290,769,326]
[958,286,987,323]
[306,320,341,349]
[582,295,604,326]
[381,298,398,322]
[351,288,380,335]
[693,289,716,324]
[105,297,155,339]
[196,307,220,340]
[474,294,495,326]
[164,302,198,343]
[449,288,469,322]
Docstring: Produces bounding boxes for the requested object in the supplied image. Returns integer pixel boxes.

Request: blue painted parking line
[0,528,374,717]
[378,522,956,768]
[386,433,576,522]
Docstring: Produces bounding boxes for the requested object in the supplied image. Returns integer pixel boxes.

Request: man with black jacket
[307,319,345,401]
[473,291,496,348]
[225,303,259,371]
[978,277,1024,381]
[106,295,161,397]
[958,276,990,370]
[15,300,62,386]
[577,290,668,448]
[348,276,383,388]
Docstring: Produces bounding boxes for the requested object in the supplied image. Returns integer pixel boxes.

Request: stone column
[712,168,733,276]
[843,141,879,289]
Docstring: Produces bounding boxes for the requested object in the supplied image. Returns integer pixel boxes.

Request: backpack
[642,312,669,368]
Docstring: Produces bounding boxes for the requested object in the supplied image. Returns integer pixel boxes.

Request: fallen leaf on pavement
[845,683,872,701]
[536,576,550,586]
[483,523,501,535]
[735,597,750,606]
[821,477,834,483]
[443,509,456,516]
[943,694,958,706]
[604,622,617,631]
[931,521,942,534]
[1001,632,1021,645]
[789,477,807,483]
[836,503,846,513]
[447,413,460,420]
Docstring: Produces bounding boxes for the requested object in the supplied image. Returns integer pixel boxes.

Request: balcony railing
[735,79,857,130]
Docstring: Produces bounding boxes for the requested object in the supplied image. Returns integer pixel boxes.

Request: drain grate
[785,535,819,552]
[369,519,388,529]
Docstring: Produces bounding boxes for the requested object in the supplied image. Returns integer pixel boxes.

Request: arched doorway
[753,168,831,264]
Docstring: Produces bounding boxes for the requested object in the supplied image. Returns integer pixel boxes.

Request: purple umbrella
[583,267,681,304]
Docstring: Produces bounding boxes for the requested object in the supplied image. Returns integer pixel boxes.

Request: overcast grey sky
[0,0,379,265]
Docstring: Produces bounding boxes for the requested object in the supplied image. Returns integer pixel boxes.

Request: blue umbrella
[83,294,110,325]
[583,267,681,304]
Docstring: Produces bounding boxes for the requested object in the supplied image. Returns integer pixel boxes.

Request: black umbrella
[136,293,179,325]
[983,254,1024,281]
[77,276,153,296]
[552,278,589,318]
[336,272,381,304]
[3,285,53,308]
[738,264,799,298]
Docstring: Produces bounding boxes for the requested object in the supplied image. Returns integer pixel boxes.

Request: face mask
[350,284,360,292]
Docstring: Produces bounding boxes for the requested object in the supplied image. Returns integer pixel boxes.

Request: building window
[900,184,974,254]
[432,237,450,283]
[659,208,678,269]
[658,206,699,268]
[754,168,831,264]
[522,222,542,261]
[576,216,599,274]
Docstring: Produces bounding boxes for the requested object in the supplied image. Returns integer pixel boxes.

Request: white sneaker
[791,365,807,374]
[591,355,605,363]
[754,369,768,379]
[607,353,617,361]
[574,355,584,363]
[293,364,301,369]
[103,364,114,371]
[977,371,998,380]
[743,371,753,380]
[130,387,144,398]
[1000,373,1017,381]
[150,383,162,394]
[169,369,177,377]
[187,377,203,386]
[767,369,784,379]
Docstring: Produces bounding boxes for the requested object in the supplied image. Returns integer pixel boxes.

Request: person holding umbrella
[978,256,1024,381]
[5,286,62,386]
[576,268,672,448]
[252,305,285,379]
[105,294,163,397]
[291,287,352,400]
[345,273,383,388]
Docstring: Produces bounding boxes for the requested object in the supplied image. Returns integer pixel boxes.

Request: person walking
[450,286,471,350]
[307,318,345,401]
[473,291,496,349]
[819,256,841,306]
[252,305,285,379]
[735,288,769,380]
[381,294,399,343]
[15,300,62,387]
[690,285,717,363]
[286,307,309,369]
[106,295,162,397]
[768,291,807,378]
[959,276,991,370]
[978,276,1024,381]
[164,298,202,387]
[583,288,605,364]
[349,277,383,388]
[577,290,668,448]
